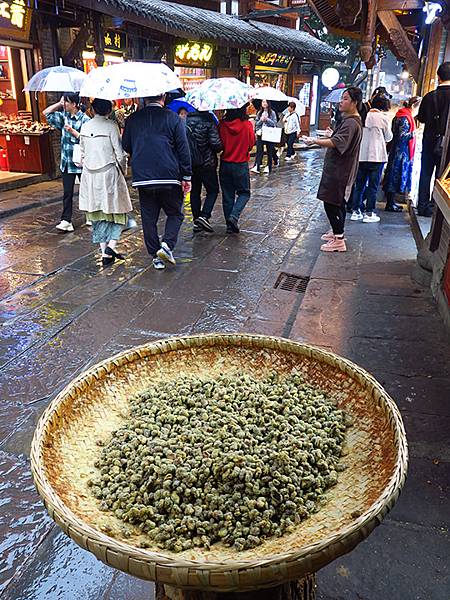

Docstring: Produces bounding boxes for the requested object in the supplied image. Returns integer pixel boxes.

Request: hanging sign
[103,30,127,52]
[255,53,293,73]
[174,41,215,66]
[0,0,32,41]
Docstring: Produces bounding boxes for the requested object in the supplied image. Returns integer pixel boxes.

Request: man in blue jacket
[122,94,192,269]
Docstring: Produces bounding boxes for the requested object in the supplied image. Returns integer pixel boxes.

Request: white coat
[358,110,393,163]
[79,115,132,214]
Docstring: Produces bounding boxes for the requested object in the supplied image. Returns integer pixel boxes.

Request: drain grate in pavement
[274,272,310,293]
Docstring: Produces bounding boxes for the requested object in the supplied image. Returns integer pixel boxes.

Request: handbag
[261,125,282,143]
[72,144,82,167]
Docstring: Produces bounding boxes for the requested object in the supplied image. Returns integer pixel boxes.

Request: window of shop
[174,41,215,93]
[0,4,54,180]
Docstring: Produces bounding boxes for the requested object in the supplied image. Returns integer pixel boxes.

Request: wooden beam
[418,19,443,95]
[63,27,91,64]
[377,0,423,9]
[360,0,378,63]
[377,9,420,81]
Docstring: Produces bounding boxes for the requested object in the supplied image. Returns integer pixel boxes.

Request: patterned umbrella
[79,63,182,100]
[185,78,255,111]
[24,66,87,93]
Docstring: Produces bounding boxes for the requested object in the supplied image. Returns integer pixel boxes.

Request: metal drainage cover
[274,272,310,293]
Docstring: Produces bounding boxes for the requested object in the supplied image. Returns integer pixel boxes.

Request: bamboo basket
[30,334,408,593]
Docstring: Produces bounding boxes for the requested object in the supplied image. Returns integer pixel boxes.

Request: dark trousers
[286,132,297,157]
[138,185,184,257]
[254,138,274,171]
[190,166,219,220]
[324,202,346,235]
[352,162,384,213]
[219,161,250,223]
[418,140,440,212]
[62,170,77,222]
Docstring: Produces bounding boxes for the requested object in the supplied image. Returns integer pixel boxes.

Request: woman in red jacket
[218,106,256,233]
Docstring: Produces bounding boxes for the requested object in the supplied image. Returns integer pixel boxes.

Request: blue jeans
[219,161,250,223]
[286,132,297,157]
[352,162,385,213]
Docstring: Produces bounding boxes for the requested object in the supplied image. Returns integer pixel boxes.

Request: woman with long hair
[79,99,132,266]
[251,99,277,174]
[218,105,256,233]
[383,96,421,212]
[304,87,363,252]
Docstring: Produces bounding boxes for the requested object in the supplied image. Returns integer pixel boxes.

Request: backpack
[185,124,203,168]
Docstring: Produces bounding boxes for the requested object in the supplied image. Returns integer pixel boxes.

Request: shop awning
[81,0,343,62]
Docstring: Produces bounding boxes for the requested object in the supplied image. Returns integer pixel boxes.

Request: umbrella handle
[59,58,63,66]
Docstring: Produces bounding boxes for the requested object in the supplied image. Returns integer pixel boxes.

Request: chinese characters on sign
[103,30,126,52]
[255,53,293,73]
[174,42,214,66]
[0,0,26,29]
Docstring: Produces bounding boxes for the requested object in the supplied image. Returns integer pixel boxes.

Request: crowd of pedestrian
[43,61,450,262]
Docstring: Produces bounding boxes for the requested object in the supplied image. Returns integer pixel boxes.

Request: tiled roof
[97,0,342,61]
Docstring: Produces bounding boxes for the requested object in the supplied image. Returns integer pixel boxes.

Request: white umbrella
[324,88,345,103]
[24,66,87,92]
[253,86,289,101]
[79,62,182,100]
[253,86,290,113]
[185,78,254,111]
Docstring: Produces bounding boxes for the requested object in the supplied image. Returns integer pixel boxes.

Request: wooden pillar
[92,11,104,67]
[377,10,420,81]
[155,575,317,600]
[418,20,443,95]
[360,0,378,64]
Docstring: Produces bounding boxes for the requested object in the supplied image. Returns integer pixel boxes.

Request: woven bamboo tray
[30,334,408,592]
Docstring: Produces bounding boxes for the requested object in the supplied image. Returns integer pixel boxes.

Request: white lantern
[321,68,340,89]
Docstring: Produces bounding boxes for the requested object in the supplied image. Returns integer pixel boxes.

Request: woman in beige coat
[79,98,133,266]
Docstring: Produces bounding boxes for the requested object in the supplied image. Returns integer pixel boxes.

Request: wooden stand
[155,575,317,600]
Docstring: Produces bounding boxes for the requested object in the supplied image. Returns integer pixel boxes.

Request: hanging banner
[255,52,293,73]
[0,0,32,41]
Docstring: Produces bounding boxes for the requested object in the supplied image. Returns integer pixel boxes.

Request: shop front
[82,29,126,73]
[0,0,53,181]
[173,40,215,92]
[253,51,293,94]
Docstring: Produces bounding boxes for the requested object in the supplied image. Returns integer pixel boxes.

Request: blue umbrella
[324,89,344,103]
[167,98,196,114]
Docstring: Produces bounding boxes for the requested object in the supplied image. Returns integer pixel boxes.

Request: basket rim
[30,333,408,573]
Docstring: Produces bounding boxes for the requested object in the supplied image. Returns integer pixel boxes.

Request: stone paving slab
[317,520,450,600]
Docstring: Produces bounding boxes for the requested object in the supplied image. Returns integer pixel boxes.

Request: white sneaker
[285,156,294,162]
[263,166,270,174]
[152,258,165,270]
[350,210,363,221]
[363,212,380,223]
[56,220,74,232]
[85,220,92,227]
[250,166,260,174]
[156,241,176,265]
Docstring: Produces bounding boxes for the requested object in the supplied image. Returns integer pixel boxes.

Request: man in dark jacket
[122,94,191,269]
[185,111,223,232]
[417,61,450,217]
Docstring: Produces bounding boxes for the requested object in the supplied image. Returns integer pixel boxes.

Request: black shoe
[417,207,433,217]
[226,218,240,234]
[102,255,115,267]
[105,246,125,260]
[195,216,214,232]
[385,203,403,212]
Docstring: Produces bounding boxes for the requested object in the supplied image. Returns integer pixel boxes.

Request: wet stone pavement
[0,149,449,600]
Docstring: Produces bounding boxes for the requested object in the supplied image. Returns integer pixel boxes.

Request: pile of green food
[89,372,350,552]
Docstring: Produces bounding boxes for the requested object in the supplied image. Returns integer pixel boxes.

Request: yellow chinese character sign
[255,53,294,73]
[103,29,126,52]
[0,0,31,40]
[174,41,214,66]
